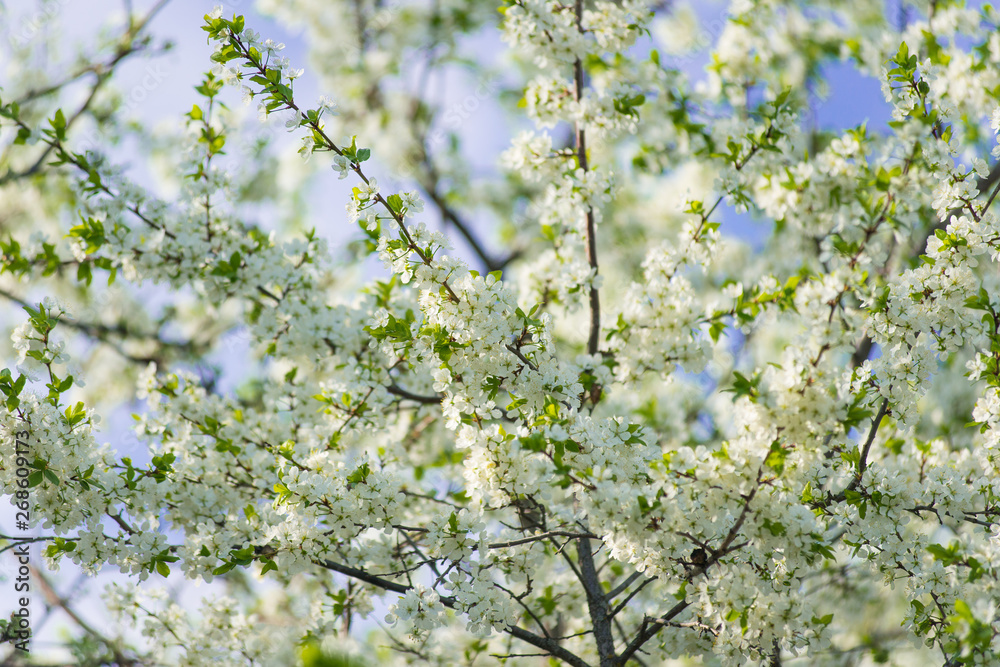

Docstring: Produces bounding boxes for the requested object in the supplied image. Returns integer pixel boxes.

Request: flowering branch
[573,0,601,359]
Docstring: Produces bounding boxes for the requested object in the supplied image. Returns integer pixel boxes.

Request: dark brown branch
[617,599,690,665]
[618,472,763,663]
[419,163,514,273]
[856,398,889,480]
[849,335,873,369]
[609,575,657,619]
[505,343,539,372]
[820,397,890,506]
[386,384,441,404]
[605,572,643,602]
[488,530,598,550]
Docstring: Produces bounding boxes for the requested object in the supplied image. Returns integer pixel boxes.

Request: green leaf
[709,320,726,343]
[51,108,66,137]
[386,194,404,213]
[213,562,235,575]
[723,370,760,401]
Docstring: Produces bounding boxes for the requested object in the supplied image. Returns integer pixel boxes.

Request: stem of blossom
[255,285,282,303]
[0,535,53,555]
[0,0,167,186]
[108,512,136,535]
[0,287,202,367]
[6,113,177,240]
[574,0,601,357]
[2,77,102,184]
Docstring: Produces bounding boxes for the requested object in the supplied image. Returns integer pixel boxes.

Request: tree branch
[314,557,593,667]
[605,571,643,602]
[617,599,690,665]
[573,0,601,357]
[617,471,763,663]
[488,530,598,550]
[576,536,616,666]
[418,162,515,273]
[386,383,441,404]
[856,397,889,481]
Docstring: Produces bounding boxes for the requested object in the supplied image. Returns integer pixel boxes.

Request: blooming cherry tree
[2,0,1000,665]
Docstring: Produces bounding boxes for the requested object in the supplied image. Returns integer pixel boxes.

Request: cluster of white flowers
[500,131,567,184]
[610,220,718,380]
[386,585,448,640]
[502,0,588,69]
[103,585,299,665]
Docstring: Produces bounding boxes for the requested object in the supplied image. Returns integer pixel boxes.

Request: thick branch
[576,538,616,666]
[605,572,643,602]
